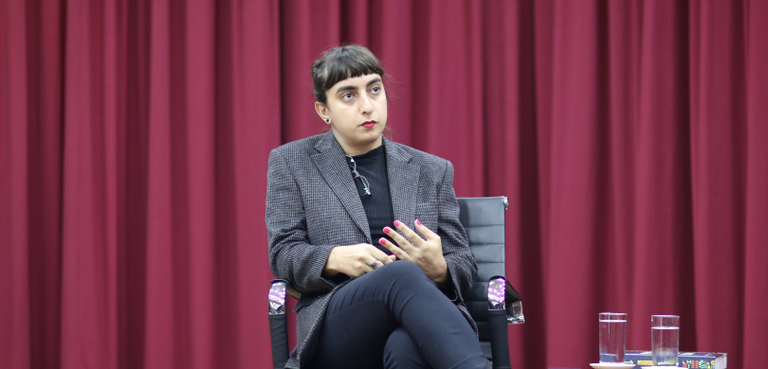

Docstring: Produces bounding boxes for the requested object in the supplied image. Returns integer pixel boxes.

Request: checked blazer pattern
[266,130,478,368]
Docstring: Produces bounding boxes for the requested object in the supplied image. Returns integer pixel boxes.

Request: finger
[414,219,439,240]
[379,238,411,261]
[393,220,425,246]
[359,259,376,275]
[373,250,393,265]
[383,226,416,252]
[369,257,382,270]
[365,245,394,265]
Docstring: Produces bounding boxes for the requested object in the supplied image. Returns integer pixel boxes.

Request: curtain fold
[630,0,695,353]
[2,1,766,368]
[688,0,749,356]
[2,1,32,367]
[743,2,768,367]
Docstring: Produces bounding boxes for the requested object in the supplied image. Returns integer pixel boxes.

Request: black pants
[308,261,488,369]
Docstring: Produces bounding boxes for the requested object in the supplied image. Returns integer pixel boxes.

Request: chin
[358,132,384,147]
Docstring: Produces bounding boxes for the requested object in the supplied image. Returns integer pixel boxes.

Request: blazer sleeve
[437,161,477,301]
[266,148,338,293]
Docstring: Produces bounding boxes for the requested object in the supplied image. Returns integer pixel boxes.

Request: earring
[325,118,330,123]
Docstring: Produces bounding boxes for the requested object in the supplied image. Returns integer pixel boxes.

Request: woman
[266,44,488,369]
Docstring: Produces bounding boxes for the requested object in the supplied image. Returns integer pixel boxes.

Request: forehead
[329,73,383,93]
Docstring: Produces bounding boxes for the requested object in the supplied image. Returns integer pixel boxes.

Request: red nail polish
[383,227,390,234]
[394,220,401,227]
[379,238,386,245]
[415,219,422,226]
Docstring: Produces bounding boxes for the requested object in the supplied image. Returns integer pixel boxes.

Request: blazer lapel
[385,138,419,226]
[311,132,371,240]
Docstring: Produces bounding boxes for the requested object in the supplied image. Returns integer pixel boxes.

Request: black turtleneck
[346,144,395,253]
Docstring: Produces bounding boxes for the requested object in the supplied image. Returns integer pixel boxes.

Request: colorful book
[625,350,726,369]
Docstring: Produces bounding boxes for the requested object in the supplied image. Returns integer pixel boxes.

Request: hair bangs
[321,54,384,92]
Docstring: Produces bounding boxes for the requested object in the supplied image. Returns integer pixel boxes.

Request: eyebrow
[366,78,383,87]
[335,77,383,94]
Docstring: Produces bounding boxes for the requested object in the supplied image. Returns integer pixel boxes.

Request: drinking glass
[599,312,627,363]
[651,315,680,366]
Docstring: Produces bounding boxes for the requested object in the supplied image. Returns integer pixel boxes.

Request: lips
[362,121,376,128]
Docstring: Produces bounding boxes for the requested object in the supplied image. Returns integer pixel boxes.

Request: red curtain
[2,1,766,368]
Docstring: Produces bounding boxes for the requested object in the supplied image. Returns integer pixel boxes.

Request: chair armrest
[504,279,524,324]
[487,277,506,310]
[508,300,524,324]
[269,279,288,315]
[268,280,290,369]
[487,277,512,369]
[487,276,525,324]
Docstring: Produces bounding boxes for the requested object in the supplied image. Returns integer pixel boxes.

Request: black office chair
[268,196,523,369]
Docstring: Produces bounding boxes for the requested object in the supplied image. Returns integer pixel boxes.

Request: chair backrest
[457,196,508,359]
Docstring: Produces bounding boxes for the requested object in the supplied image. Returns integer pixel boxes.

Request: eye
[370,85,381,95]
[341,92,354,101]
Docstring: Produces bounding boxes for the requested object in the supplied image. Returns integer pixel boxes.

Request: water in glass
[599,315,627,363]
[651,326,679,366]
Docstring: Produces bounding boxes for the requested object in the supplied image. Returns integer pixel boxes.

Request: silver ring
[370,259,379,268]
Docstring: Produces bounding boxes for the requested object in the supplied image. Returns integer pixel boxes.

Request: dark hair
[312,44,385,105]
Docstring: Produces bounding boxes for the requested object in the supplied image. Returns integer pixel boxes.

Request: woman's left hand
[379,220,448,287]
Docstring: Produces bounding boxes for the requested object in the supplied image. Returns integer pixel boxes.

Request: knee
[385,326,413,351]
[384,327,427,368]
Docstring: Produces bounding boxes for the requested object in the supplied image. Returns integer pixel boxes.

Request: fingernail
[383,227,391,234]
[415,219,422,226]
[394,220,401,227]
[379,238,387,245]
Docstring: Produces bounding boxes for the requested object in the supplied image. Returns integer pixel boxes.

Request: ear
[314,102,330,124]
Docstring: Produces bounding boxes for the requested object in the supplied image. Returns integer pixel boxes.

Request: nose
[360,93,374,115]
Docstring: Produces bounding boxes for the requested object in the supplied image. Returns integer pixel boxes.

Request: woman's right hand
[323,243,396,278]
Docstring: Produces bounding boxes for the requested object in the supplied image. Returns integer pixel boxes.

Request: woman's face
[315,73,387,156]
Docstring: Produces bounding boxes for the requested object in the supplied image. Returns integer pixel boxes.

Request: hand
[323,243,396,278]
[378,220,448,286]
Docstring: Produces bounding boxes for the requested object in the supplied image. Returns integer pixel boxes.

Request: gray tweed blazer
[266,130,477,368]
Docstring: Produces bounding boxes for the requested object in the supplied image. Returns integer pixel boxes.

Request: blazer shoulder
[270,134,325,159]
[388,142,452,169]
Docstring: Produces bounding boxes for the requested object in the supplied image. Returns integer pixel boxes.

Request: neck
[337,135,383,156]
